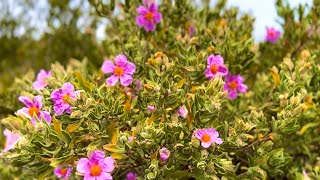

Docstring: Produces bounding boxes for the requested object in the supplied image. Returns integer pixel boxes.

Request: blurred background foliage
[0,0,319,179]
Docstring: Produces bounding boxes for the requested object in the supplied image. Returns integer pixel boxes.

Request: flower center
[28,106,39,116]
[90,165,102,176]
[60,169,67,176]
[229,81,238,90]
[202,134,211,143]
[145,11,154,21]
[269,30,275,36]
[62,94,70,104]
[114,66,124,77]
[210,65,219,74]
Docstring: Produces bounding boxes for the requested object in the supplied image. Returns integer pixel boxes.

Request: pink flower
[194,128,223,148]
[147,105,156,112]
[76,150,115,180]
[177,105,188,119]
[17,95,52,125]
[223,74,248,100]
[54,164,73,178]
[128,136,136,142]
[136,2,162,31]
[265,27,280,43]
[205,54,228,79]
[33,69,51,91]
[3,129,20,152]
[135,79,141,91]
[101,54,136,87]
[51,82,80,115]
[159,147,170,162]
[126,172,137,180]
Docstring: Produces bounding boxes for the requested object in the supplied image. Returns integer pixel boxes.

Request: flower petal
[54,104,65,115]
[194,129,205,140]
[149,3,158,12]
[115,54,128,67]
[207,55,224,66]
[153,12,162,23]
[218,65,228,76]
[99,156,115,173]
[40,111,52,125]
[119,74,133,86]
[76,158,91,174]
[33,80,47,91]
[102,61,115,74]
[228,90,238,100]
[106,75,119,86]
[99,172,113,180]
[144,21,156,31]
[124,62,136,75]
[61,82,75,94]
[33,95,43,109]
[18,96,33,107]
[16,107,31,119]
[215,138,223,144]
[201,141,212,148]
[136,5,148,15]
[84,174,96,180]
[237,83,248,93]
[136,15,146,28]
[89,150,105,163]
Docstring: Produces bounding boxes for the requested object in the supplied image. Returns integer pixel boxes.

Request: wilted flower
[265,27,280,43]
[136,1,162,31]
[51,82,80,115]
[126,172,137,180]
[102,54,136,87]
[159,147,170,162]
[3,129,20,152]
[135,79,141,91]
[177,105,188,118]
[33,69,51,91]
[17,95,52,125]
[205,54,228,79]
[147,105,156,112]
[77,150,115,180]
[194,128,223,148]
[223,74,248,100]
[54,164,73,179]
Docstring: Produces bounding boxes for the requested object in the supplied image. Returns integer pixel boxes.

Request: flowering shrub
[0,0,320,179]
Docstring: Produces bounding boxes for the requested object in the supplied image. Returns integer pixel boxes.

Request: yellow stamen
[229,81,238,90]
[202,134,211,143]
[210,65,218,74]
[145,11,154,21]
[114,66,124,77]
[28,106,39,116]
[90,165,102,176]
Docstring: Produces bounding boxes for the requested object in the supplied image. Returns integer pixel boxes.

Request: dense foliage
[0,0,319,179]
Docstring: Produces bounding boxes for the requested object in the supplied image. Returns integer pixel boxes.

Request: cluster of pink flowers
[205,54,247,100]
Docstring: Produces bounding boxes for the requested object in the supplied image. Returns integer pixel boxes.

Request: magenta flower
[126,172,137,180]
[3,129,20,152]
[194,128,223,148]
[128,136,136,142]
[76,150,115,180]
[101,54,136,87]
[177,105,188,119]
[147,105,156,112]
[51,82,80,115]
[265,27,280,43]
[223,74,248,100]
[135,79,141,91]
[136,1,162,31]
[159,147,170,162]
[17,95,52,125]
[205,54,228,79]
[54,164,73,179]
[33,69,51,91]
